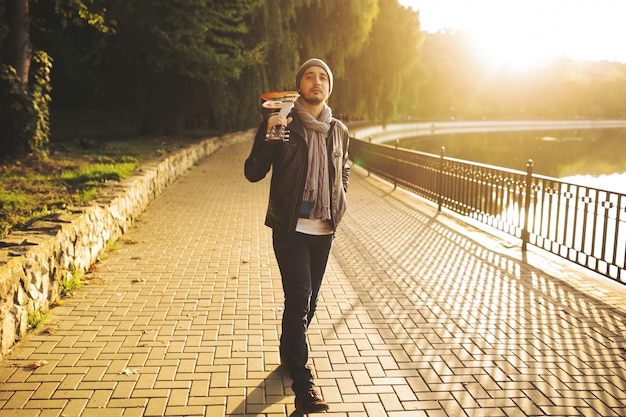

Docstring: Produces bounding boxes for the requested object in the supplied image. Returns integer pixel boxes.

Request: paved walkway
[2,138,626,417]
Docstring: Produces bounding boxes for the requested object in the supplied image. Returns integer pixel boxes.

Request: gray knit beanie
[295,58,333,96]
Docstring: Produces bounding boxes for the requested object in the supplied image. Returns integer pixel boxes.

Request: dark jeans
[273,230,333,395]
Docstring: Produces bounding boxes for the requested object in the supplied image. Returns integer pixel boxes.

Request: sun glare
[399,0,626,71]
[465,25,559,72]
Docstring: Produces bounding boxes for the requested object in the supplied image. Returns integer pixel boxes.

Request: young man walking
[244,58,350,413]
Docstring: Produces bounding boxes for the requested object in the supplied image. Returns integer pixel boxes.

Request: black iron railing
[349,138,626,284]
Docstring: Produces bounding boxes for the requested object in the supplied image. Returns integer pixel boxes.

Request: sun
[464,25,559,72]
[432,1,565,72]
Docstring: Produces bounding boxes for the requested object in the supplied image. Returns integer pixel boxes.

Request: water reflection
[397,128,626,193]
[562,172,626,195]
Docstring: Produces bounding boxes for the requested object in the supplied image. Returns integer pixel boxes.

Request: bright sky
[398,0,626,70]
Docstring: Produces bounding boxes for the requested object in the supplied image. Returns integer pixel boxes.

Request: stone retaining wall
[0,130,253,357]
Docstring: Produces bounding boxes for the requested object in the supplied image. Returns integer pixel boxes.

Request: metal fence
[349,138,626,284]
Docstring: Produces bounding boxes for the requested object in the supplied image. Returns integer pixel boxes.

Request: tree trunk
[0,0,31,158]
[2,0,32,86]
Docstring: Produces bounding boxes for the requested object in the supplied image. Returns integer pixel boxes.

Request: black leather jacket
[244,110,350,234]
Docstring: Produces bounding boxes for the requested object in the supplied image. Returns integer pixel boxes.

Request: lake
[392,127,626,194]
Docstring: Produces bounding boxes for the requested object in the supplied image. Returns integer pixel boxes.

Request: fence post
[522,159,534,251]
[438,146,445,212]
[367,136,372,177]
[394,139,399,190]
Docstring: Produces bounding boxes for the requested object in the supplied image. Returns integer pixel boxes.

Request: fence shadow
[309,169,626,415]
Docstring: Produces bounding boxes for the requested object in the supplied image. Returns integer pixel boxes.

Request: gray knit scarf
[294,97,332,220]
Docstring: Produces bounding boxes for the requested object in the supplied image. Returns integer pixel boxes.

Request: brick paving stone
[1,138,626,416]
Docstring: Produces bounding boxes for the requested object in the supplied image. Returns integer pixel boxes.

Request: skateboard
[261,91,299,141]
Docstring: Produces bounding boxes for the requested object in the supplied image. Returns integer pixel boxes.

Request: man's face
[298,66,330,105]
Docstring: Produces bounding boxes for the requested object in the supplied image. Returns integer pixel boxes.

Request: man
[244,58,350,414]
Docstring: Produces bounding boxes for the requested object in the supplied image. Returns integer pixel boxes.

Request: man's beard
[300,92,324,106]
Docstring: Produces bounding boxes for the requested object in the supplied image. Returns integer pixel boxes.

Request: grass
[0,111,217,240]
[61,268,83,297]
[28,309,49,329]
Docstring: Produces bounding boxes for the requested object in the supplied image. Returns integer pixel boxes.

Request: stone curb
[0,129,254,357]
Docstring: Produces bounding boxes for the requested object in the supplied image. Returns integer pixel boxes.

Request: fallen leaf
[24,360,48,369]
[84,276,108,285]
[44,327,58,334]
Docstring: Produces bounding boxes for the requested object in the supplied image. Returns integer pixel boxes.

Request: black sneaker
[295,388,329,414]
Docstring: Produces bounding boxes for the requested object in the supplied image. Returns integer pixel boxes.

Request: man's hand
[267,113,293,133]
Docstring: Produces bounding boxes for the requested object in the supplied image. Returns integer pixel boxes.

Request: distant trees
[417,29,626,121]
[0,0,625,159]
[0,0,418,157]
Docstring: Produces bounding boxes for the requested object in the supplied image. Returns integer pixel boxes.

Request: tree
[338,0,423,124]
[2,0,30,85]
[0,0,33,156]
[293,0,378,79]
[234,0,379,127]
[0,0,109,157]
[98,0,262,134]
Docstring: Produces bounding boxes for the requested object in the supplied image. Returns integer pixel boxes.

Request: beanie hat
[295,58,333,97]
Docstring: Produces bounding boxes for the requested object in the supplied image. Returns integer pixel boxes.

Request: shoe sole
[295,404,329,414]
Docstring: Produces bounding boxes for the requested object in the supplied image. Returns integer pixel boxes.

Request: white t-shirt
[296,218,334,235]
